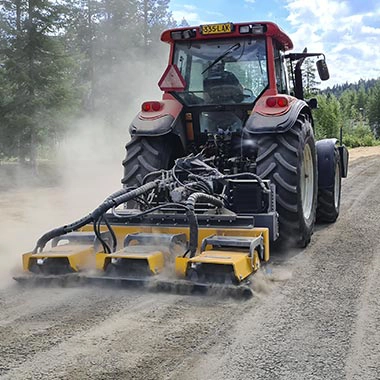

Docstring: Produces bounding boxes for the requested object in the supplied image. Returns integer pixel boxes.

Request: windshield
[173,38,268,106]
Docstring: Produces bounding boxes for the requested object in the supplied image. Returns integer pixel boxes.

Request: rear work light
[239,24,266,34]
[239,25,250,34]
[142,101,162,112]
[171,29,196,40]
[266,96,289,108]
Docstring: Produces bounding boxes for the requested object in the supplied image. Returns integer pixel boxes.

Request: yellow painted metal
[96,253,109,270]
[22,252,33,271]
[96,246,165,274]
[24,224,269,281]
[81,225,270,262]
[190,250,252,282]
[25,244,95,272]
[175,257,189,278]
[253,251,260,272]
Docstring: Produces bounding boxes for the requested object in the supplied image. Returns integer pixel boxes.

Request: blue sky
[169,0,380,87]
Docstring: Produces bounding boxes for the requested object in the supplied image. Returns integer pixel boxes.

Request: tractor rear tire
[255,114,317,247]
[122,136,174,187]
[316,148,341,223]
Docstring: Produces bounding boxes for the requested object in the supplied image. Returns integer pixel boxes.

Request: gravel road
[0,152,380,380]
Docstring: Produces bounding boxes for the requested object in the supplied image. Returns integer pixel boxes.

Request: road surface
[0,151,379,380]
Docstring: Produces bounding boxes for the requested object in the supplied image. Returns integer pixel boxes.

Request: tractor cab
[172,37,268,106]
[158,22,293,143]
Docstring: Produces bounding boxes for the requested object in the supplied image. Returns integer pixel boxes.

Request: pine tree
[64,0,177,128]
[303,58,320,97]
[313,94,342,140]
[368,81,380,136]
[0,0,79,165]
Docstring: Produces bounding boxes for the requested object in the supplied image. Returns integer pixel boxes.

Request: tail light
[142,101,162,112]
[266,96,289,108]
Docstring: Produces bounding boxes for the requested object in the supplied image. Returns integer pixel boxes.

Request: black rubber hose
[33,181,159,253]
[104,186,134,202]
[219,173,270,193]
[187,174,213,194]
[34,214,93,253]
[90,181,158,223]
[185,193,224,257]
[94,218,111,254]
[186,210,198,258]
[186,192,224,211]
[113,202,197,258]
[103,215,118,252]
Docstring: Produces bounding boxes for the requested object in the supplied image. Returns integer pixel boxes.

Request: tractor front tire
[255,114,317,247]
[316,148,341,223]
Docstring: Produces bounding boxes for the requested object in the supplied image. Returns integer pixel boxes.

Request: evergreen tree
[0,0,79,164]
[179,17,189,27]
[314,94,342,140]
[67,0,176,128]
[303,58,320,96]
[368,82,380,137]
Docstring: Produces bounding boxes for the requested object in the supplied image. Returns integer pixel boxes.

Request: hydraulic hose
[110,202,197,259]
[33,181,159,253]
[185,193,224,257]
[219,173,270,193]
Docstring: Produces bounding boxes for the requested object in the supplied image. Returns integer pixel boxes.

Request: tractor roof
[161,21,293,51]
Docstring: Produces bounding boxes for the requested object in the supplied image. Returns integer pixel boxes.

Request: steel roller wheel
[254,113,318,247]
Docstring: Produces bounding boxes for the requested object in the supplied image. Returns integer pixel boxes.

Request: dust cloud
[0,51,169,288]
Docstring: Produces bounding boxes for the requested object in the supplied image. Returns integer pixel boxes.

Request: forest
[0,0,379,165]
[314,78,380,148]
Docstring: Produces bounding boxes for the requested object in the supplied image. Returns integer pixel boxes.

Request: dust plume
[0,49,169,289]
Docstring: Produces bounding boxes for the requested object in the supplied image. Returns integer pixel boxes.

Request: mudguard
[245,98,310,134]
[316,138,341,189]
[338,145,349,178]
[130,114,175,137]
[129,99,183,137]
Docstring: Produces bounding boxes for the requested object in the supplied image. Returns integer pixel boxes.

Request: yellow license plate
[201,23,233,35]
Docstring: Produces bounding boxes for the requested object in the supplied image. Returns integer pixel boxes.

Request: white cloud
[361,25,380,35]
[183,4,197,11]
[171,5,222,26]
[172,10,200,23]
[244,0,256,3]
[285,0,380,86]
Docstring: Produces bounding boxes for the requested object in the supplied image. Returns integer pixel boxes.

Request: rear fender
[245,97,311,134]
[129,99,183,137]
[316,138,345,189]
[338,145,349,178]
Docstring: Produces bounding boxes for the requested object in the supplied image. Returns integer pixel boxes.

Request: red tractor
[15,22,350,295]
[122,21,349,247]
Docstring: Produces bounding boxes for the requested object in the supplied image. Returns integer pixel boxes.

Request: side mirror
[307,98,318,109]
[316,59,330,81]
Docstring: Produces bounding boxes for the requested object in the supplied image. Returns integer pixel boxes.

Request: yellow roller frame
[83,224,269,280]
[22,244,95,272]
[96,247,165,275]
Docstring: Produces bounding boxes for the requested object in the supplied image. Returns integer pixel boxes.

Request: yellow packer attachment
[95,232,187,277]
[177,235,263,282]
[13,151,275,299]
[57,226,268,299]
[168,233,266,298]
[15,231,111,285]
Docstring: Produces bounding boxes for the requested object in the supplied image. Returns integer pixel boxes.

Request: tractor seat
[203,71,244,103]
